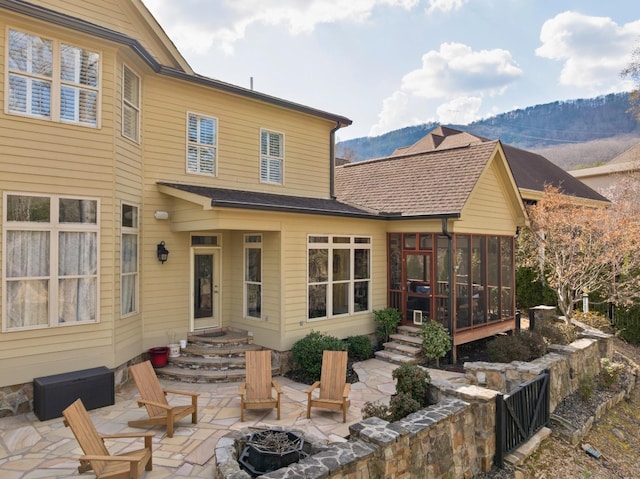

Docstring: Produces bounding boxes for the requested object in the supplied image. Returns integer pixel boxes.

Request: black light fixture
[157,241,169,264]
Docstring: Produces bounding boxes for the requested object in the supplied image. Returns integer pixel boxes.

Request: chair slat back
[130,360,169,417]
[246,350,272,400]
[319,350,347,400]
[63,399,109,475]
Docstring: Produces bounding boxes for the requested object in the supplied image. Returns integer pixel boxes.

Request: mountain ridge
[336,92,640,170]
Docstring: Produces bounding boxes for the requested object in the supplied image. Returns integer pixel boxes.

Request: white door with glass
[191,248,220,330]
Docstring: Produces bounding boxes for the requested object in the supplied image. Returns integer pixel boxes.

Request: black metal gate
[495,369,550,468]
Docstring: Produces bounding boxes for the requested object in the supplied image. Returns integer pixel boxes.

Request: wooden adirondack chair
[306,350,351,423]
[63,399,153,479]
[239,349,282,421]
[127,360,198,438]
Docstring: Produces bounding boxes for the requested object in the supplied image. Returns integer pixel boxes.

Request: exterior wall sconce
[157,241,169,264]
[154,210,169,220]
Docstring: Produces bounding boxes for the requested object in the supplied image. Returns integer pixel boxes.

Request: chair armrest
[272,380,283,394]
[137,399,173,411]
[80,452,147,463]
[163,388,199,398]
[306,381,321,396]
[342,383,351,398]
[100,432,155,440]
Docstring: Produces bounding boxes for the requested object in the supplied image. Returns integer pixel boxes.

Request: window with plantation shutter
[7,29,100,126]
[187,113,217,175]
[122,66,140,142]
[260,129,284,184]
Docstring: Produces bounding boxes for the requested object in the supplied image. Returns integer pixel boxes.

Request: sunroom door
[404,252,432,325]
[191,248,220,330]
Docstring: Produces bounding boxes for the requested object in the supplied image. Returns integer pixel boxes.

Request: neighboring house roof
[335,141,499,217]
[608,142,640,165]
[158,183,380,219]
[391,126,608,205]
[0,0,352,127]
[569,142,640,191]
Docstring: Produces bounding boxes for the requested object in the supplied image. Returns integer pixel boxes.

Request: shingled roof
[158,182,378,218]
[335,141,500,217]
[389,126,608,204]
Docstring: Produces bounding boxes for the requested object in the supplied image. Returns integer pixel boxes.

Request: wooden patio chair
[63,398,153,479]
[239,349,282,421]
[127,360,198,438]
[306,350,351,423]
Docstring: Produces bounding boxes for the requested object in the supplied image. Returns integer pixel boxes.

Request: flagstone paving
[0,359,466,478]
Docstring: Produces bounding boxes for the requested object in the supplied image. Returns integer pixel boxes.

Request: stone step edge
[382,341,422,356]
[389,333,422,346]
[374,350,420,365]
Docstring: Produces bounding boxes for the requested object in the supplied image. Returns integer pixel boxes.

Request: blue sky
[143,0,640,142]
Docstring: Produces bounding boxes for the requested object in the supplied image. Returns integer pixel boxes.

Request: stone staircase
[374,325,423,365]
[154,327,280,383]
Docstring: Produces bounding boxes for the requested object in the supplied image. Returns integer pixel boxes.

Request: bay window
[307,235,371,320]
[3,194,99,331]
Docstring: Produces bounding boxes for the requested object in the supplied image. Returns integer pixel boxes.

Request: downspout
[330,121,342,199]
[441,217,455,362]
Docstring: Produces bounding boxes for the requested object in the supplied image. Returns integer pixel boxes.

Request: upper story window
[3,193,99,331]
[187,112,217,175]
[260,129,284,184]
[7,29,100,126]
[122,65,140,142]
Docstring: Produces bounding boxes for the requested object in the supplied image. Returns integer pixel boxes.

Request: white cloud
[143,0,419,55]
[370,42,522,135]
[536,11,640,91]
[425,0,469,14]
[436,96,482,124]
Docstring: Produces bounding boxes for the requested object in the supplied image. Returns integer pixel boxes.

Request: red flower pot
[149,347,169,367]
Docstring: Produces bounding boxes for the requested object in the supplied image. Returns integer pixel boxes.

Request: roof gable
[392,125,609,204]
[335,141,501,217]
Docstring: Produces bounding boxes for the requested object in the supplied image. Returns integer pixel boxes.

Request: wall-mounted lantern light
[157,241,169,264]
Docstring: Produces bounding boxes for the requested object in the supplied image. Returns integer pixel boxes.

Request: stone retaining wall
[464,335,612,412]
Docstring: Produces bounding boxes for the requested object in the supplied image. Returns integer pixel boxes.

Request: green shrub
[389,393,422,421]
[578,376,595,402]
[537,321,578,345]
[419,320,452,367]
[345,335,374,361]
[392,363,431,405]
[517,330,548,360]
[515,267,556,310]
[373,308,401,344]
[598,358,624,389]
[487,335,530,363]
[291,331,347,382]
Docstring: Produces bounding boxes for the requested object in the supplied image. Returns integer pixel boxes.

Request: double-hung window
[3,193,99,331]
[260,129,284,184]
[244,235,262,319]
[121,204,139,316]
[307,235,371,320]
[122,66,140,141]
[7,29,100,126]
[187,112,217,175]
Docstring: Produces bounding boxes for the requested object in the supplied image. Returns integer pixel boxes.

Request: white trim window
[121,203,139,317]
[260,129,284,184]
[307,235,371,320]
[3,193,99,331]
[244,234,262,319]
[122,65,140,142]
[187,112,217,175]
[7,29,100,126]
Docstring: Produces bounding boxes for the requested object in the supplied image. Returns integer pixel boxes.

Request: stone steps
[375,326,424,365]
[155,327,278,383]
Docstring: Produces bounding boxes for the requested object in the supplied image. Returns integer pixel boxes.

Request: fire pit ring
[239,429,308,476]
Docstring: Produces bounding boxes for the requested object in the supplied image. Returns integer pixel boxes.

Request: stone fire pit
[238,429,308,477]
